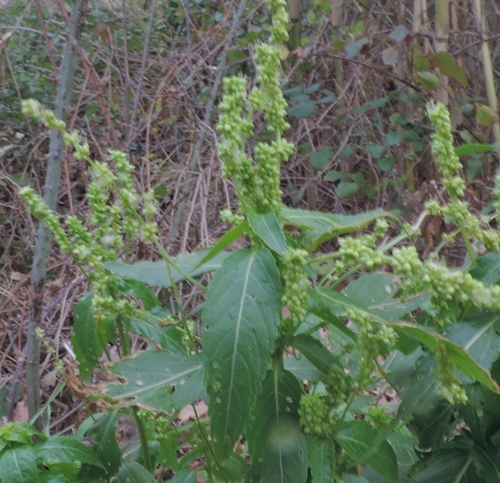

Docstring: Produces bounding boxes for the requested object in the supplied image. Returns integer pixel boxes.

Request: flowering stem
[132,406,153,473]
[459,220,476,264]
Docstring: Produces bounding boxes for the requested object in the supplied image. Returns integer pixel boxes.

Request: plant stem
[132,406,153,473]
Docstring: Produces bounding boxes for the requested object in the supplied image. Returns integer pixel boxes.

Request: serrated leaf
[87,410,121,478]
[414,71,440,91]
[105,351,205,411]
[34,437,104,469]
[103,249,230,288]
[476,104,497,126]
[247,370,308,483]
[310,146,333,172]
[382,47,399,65]
[281,207,387,251]
[112,462,156,483]
[336,420,398,482]
[202,249,281,459]
[291,334,340,374]
[288,101,316,119]
[0,447,39,483]
[389,25,410,42]
[248,211,287,255]
[432,52,467,86]
[309,438,336,483]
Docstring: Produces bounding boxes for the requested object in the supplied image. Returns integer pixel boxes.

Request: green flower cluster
[433,343,468,404]
[298,393,337,439]
[324,364,351,408]
[347,308,395,388]
[337,232,388,271]
[216,0,293,215]
[281,248,311,322]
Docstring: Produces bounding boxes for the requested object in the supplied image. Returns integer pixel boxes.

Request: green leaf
[0,447,39,483]
[248,211,287,255]
[73,292,100,370]
[103,248,230,288]
[130,307,186,354]
[382,47,399,66]
[414,71,440,91]
[112,462,156,483]
[466,158,483,181]
[446,314,500,371]
[284,357,322,381]
[455,143,494,156]
[87,410,121,478]
[288,101,316,119]
[105,351,205,411]
[345,37,368,58]
[247,370,308,483]
[386,131,407,146]
[365,144,387,158]
[281,207,387,251]
[389,25,410,42]
[309,438,336,483]
[337,182,358,200]
[476,104,497,126]
[432,52,468,86]
[291,334,340,374]
[310,146,333,172]
[33,437,104,470]
[197,222,249,267]
[324,170,350,181]
[0,422,44,449]
[344,273,429,321]
[212,452,247,482]
[470,253,500,285]
[378,157,396,171]
[115,279,160,310]
[336,420,398,482]
[202,249,282,459]
[317,89,337,104]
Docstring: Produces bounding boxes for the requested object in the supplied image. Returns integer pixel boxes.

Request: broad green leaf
[105,351,205,411]
[284,357,322,381]
[115,279,160,310]
[344,273,429,320]
[0,422,44,449]
[288,101,315,119]
[0,447,39,483]
[39,474,69,483]
[197,222,249,267]
[112,462,156,483]
[476,104,497,127]
[336,420,398,482]
[281,207,387,251]
[446,315,500,370]
[167,469,197,483]
[202,249,282,459]
[309,438,336,483]
[414,448,484,482]
[378,157,396,171]
[73,293,99,368]
[248,211,287,255]
[411,399,454,449]
[291,334,340,374]
[386,131,407,146]
[33,437,104,469]
[469,253,500,285]
[393,324,500,393]
[130,307,186,354]
[414,71,439,91]
[455,143,494,157]
[365,144,387,158]
[343,476,369,483]
[212,452,247,482]
[87,410,121,478]
[432,52,467,86]
[337,182,358,199]
[103,248,230,288]
[247,371,308,483]
[310,146,333,172]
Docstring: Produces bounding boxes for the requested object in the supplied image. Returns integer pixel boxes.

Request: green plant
[17,0,500,482]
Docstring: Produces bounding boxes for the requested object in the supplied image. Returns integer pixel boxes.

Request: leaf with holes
[202,249,282,459]
[105,351,205,411]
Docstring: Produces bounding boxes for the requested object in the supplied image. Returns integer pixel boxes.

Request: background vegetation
[3,0,500,482]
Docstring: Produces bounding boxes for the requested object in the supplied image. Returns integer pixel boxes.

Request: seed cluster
[281,249,311,323]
